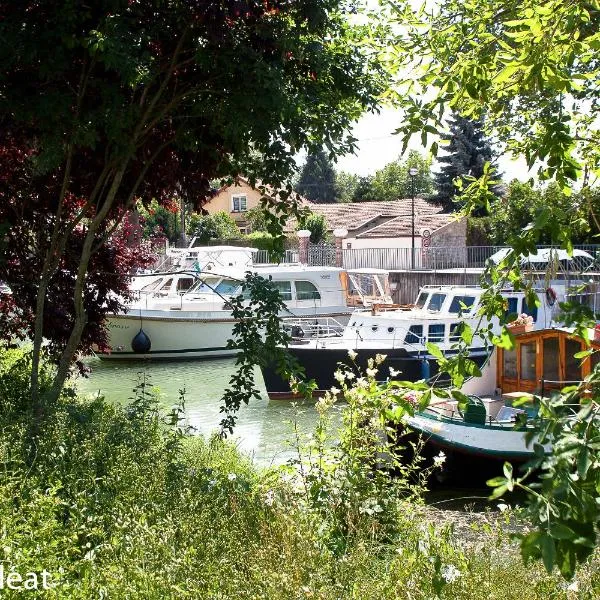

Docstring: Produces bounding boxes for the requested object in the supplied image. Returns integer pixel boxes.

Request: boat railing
[282,316,346,342]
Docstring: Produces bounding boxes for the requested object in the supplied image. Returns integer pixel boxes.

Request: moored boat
[98,266,393,359]
[261,282,591,399]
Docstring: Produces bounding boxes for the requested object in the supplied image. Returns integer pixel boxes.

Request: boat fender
[545,287,557,306]
[131,329,151,353]
[420,359,431,380]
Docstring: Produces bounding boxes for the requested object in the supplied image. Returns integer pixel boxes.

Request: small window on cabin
[295,280,321,301]
[176,277,194,292]
[503,348,517,379]
[428,293,446,312]
[405,325,423,344]
[272,280,292,301]
[565,338,583,382]
[449,323,462,342]
[140,279,163,292]
[522,297,538,322]
[416,292,429,308]
[448,295,475,316]
[542,337,559,383]
[428,324,445,342]
[159,278,173,292]
[520,342,537,381]
[215,279,240,295]
[504,297,519,320]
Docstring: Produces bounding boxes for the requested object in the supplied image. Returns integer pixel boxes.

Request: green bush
[0,346,598,598]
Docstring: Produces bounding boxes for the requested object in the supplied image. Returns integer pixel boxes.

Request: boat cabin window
[503,348,517,379]
[415,292,428,309]
[449,323,462,342]
[159,278,174,292]
[272,280,292,301]
[176,277,195,292]
[295,280,321,301]
[405,325,423,344]
[140,279,163,293]
[522,298,538,322]
[504,297,519,320]
[215,279,240,295]
[428,293,446,312]
[520,342,537,381]
[542,337,559,382]
[448,295,475,316]
[428,324,445,342]
[565,338,582,381]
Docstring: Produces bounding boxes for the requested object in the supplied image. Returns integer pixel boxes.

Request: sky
[333,107,534,181]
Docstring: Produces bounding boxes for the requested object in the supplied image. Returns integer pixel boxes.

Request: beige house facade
[202,179,264,233]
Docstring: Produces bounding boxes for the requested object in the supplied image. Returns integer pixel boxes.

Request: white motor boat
[260,281,598,398]
[98,266,393,359]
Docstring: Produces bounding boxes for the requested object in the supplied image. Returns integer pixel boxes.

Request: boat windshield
[428,293,446,312]
[448,295,476,315]
[415,292,429,308]
[188,277,221,294]
[214,279,242,295]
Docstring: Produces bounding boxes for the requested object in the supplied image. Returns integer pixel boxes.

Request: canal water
[78,356,328,466]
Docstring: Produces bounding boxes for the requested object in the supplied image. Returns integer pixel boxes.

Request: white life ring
[545,287,557,306]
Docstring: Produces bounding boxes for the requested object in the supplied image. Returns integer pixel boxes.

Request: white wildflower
[497,503,508,513]
[441,564,461,583]
[389,367,400,377]
[375,353,387,364]
[566,580,579,593]
[347,349,358,360]
[330,386,341,395]
[264,490,275,507]
[366,367,377,378]
[334,370,346,383]
[345,372,356,380]
[433,451,446,468]
[227,473,237,481]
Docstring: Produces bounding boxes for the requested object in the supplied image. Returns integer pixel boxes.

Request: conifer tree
[434,115,500,212]
[297,149,338,203]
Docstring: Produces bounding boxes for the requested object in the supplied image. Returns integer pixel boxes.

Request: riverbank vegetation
[1,346,598,598]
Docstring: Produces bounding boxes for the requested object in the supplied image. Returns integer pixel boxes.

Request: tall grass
[0,346,598,598]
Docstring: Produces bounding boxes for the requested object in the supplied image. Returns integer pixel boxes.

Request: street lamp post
[408,167,418,270]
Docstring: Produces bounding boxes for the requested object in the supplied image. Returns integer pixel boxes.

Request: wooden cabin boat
[403,327,599,482]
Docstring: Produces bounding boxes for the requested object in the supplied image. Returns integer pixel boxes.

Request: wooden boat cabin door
[497,329,599,396]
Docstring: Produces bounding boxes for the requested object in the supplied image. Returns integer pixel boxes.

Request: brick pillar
[297,229,311,265]
[333,228,348,268]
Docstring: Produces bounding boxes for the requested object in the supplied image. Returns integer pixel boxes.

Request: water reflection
[78,357,324,466]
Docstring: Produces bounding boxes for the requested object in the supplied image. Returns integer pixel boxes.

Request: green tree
[370,150,433,201]
[188,212,241,243]
[381,0,600,577]
[296,149,338,203]
[299,212,329,243]
[0,0,383,406]
[352,175,376,202]
[335,170,360,202]
[244,206,270,233]
[434,114,500,213]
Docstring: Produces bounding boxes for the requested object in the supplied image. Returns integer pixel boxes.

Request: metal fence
[307,244,600,272]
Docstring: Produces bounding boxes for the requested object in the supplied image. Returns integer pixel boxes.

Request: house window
[231,194,247,213]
